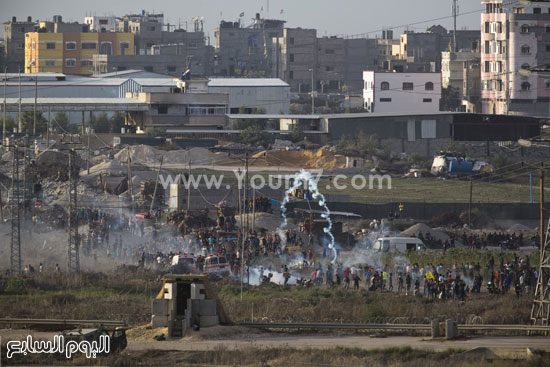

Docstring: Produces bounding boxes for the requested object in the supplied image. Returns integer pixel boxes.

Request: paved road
[127,335,550,352]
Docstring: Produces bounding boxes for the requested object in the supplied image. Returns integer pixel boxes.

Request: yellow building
[25,32,134,75]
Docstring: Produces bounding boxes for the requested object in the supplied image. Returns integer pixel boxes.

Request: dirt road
[127,333,550,352]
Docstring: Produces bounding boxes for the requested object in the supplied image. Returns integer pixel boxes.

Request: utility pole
[67,149,80,273]
[530,162,548,329]
[18,69,22,133]
[468,176,473,227]
[309,68,315,114]
[33,77,37,138]
[149,156,163,216]
[252,187,256,233]
[127,146,134,221]
[3,67,6,151]
[187,160,191,211]
[10,145,21,274]
[47,106,50,149]
[452,0,458,52]
[87,125,91,175]
[245,151,249,235]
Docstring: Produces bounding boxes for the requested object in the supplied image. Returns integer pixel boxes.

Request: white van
[372,237,426,253]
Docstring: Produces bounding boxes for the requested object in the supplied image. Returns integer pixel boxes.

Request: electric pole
[67,149,80,273]
[452,0,458,52]
[10,145,21,274]
[531,162,549,329]
[187,160,191,211]
[127,146,133,220]
[3,67,6,150]
[18,68,22,133]
[33,76,37,138]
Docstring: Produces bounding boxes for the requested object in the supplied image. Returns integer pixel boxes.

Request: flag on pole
[239,12,245,17]
[280,9,284,14]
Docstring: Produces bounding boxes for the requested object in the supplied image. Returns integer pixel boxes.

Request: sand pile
[114,145,228,166]
[400,222,451,243]
[251,148,346,169]
[85,159,128,176]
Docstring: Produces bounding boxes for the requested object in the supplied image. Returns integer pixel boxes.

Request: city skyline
[1,0,482,39]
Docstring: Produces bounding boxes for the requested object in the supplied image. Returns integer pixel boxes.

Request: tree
[0,115,16,133]
[110,112,125,133]
[288,126,304,143]
[440,86,461,112]
[21,111,47,134]
[90,112,110,133]
[240,125,271,147]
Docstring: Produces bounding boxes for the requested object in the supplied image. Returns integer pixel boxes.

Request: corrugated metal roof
[5,97,144,104]
[208,78,289,87]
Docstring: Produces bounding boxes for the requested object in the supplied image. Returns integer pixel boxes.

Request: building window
[423,98,432,103]
[82,42,96,49]
[545,80,550,89]
[521,24,530,33]
[65,59,76,67]
[380,81,390,90]
[380,98,392,102]
[157,105,168,114]
[46,42,56,49]
[547,45,550,52]
[150,26,156,31]
[16,42,24,49]
[425,82,434,91]
[144,66,153,72]
[66,42,76,50]
[289,71,294,79]
[325,49,335,54]
[521,82,531,91]
[189,41,198,48]
[546,26,550,33]
[289,37,294,45]
[99,42,112,55]
[325,66,333,71]
[484,22,490,33]
[80,60,93,67]
[120,42,130,50]
[99,19,108,25]
[402,82,414,91]
[485,40,490,54]
[45,60,55,67]
[364,81,369,89]
[485,61,490,72]
[18,26,26,32]
[289,54,294,62]
[534,7,541,14]
[521,45,530,54]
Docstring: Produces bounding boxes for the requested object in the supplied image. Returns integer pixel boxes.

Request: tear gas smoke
[278,170,337,263]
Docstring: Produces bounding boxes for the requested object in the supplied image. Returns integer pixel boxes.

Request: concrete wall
[208,85,290,114]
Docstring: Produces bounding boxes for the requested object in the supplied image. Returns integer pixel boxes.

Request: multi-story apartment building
[481,0,550,116]
[442,50,481,112]
[363,71,442,114]
[3,16,37,72]
[214,14,286,77]
[25,31,134,75]
[273,28,380,93]
[84,16,118,32]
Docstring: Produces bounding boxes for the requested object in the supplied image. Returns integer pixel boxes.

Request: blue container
[449,159,473,173]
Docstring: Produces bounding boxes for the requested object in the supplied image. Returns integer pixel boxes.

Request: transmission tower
[10,146,21,274]
[67,149,80,273]
[531,218,550,329]
[23,146,32,220]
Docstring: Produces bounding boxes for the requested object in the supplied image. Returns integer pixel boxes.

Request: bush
[3,277,28,295]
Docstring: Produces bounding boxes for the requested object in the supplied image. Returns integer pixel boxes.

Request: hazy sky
[1,0,482,39]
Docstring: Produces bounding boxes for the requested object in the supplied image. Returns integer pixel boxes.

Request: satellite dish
[192,16,199,22]
[199,16,204,21]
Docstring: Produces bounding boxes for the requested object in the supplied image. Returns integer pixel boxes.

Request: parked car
[372,237,426,253]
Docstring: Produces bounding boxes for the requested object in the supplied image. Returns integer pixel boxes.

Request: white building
[363,71,441,113]
[84,16,118,32]
[207,78,291,114]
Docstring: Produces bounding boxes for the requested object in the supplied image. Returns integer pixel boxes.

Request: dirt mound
[36,150,86,181]
[400,222,450,242]
[114,145,228,166]
[251,148,346,169]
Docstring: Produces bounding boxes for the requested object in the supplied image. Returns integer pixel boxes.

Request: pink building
[481,0,550,117]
